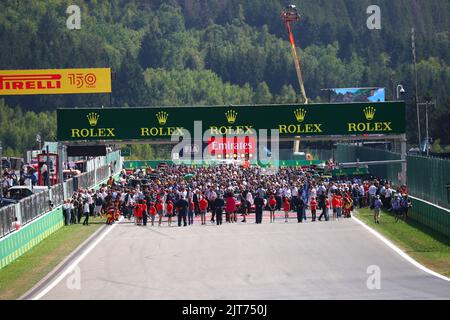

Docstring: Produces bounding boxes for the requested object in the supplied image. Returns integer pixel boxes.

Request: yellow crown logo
[363,106,376,121]
[86,112,100,126]
[156,111,169,125]
[225,110,238,124]
[294,108,307,122]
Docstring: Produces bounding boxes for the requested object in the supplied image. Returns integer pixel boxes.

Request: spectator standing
[82,200,90,226]
[254,193,264,224]
[373,195,382,224]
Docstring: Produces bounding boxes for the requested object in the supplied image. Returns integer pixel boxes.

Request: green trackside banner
[57,102,405,141]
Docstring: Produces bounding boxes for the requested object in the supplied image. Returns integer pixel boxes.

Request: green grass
[0,218,106,300]
[355,208,450,278]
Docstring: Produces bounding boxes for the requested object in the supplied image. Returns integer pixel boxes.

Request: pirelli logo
[0,74,62,91]
[0,68,111,95]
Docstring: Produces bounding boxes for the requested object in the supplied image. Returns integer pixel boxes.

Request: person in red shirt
[282,197,290,223]
[199,196,208,225]
[336,195,343,220]
[225,193,237,223]
[134,202,143,226]
[188,199,195,225]
[331,194,339,221]
[363,183,369,207]
[268,194,277,223]
[166,200,174,227]
[148,202,156,226]
[156,200,164,226]
[310,197,317,222]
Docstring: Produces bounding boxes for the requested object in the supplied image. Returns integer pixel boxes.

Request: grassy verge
[0,218,106,300]
[355,208,450,278]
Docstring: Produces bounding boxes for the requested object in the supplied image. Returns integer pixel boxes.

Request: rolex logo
[225,110,238,124]
[87,112,100,126]
[363,107,376,121]
[294,108,307,122]
[156,111,169,125]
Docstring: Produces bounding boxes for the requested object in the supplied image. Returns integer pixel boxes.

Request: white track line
[31,218,123,300]
[32,214,449,299]
[352,215,450,282]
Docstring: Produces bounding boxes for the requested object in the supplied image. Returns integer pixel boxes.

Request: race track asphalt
[27,212,450,300]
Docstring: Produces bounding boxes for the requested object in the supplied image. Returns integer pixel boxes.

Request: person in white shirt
[368,184,377,208]
[384,185,393,210]
[41,163,48,186]
[82,200,90,226]
[63,200,71,225]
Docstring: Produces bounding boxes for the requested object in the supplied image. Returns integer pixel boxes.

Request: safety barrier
[0,171,121,270]
[335,144,450,209]
[407,156,450,210]
[76,170,95,190]
[51,183,64,207]
[0,151,122,240]
[335,144,450,237]
[0,150,122,270]
[19,191,50,225]
[64,178,76,200]
[0,207,64,269]
[96,165,111,185]
[409,196,450,237]
[0,205,16,238]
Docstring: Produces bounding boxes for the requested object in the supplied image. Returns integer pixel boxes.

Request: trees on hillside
[0,0,448,156]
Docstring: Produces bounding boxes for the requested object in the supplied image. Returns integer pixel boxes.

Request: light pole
[411,28,421,149]
[396,84,405,100]
[417,101,434,156]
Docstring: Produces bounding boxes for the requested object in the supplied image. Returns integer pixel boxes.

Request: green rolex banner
[57,102,405,141]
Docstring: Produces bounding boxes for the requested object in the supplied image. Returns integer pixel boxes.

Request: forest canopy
[0,0,449,157]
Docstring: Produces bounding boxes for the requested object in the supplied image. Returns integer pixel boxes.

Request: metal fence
[64,178,76,199]
[96,165,111,185]
[409,196,450,237]
[335,144,450,237]
[19,190,50,226]
[0,205,16,238]
[335,144,450,209]
[76,170,96,190]
[51,183,64,207]
[407,156,450,210]
[0,153,122,239]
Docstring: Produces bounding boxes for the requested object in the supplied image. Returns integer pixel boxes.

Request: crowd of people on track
[62,164,412,227]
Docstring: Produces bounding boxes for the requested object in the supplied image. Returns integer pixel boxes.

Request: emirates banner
[0,68,111,95]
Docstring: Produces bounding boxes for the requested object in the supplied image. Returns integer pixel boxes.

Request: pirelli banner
[57,102,405,141]
[0,68,111,95]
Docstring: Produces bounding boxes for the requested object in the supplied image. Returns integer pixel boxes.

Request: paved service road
[33,214,450,300]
